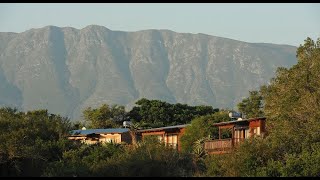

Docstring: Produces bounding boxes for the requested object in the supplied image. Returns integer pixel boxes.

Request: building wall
[249,119,266,136]
[260,120,266,135]
[177,128,186,151]
[68,132,130,145]
[140,128,186,151]
[98,134,122,143]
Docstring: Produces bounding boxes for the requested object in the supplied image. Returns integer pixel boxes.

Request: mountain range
[0,25,297,120]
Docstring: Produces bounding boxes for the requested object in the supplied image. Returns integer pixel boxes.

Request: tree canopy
[82,104,127,129]
[0,108,77,176]
[127,98,218,128]
[237,90,264,118]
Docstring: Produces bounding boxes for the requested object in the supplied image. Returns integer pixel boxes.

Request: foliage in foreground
[0,108,77,176]
[44,138,195,177]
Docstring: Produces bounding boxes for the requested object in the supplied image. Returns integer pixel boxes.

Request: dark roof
[69,128,129,136]
[137,124,190,133]
[213,117,266,126]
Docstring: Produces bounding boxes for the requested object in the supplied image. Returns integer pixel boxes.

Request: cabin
[137,124,189,151]
[68,128,132,145]
[204,117,266,154]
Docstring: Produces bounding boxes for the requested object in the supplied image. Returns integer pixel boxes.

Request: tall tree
[82,104,127,129]
[205,37,320,177]
[260,37,320,155]
[262,37,320,124]
[237,90,264,118]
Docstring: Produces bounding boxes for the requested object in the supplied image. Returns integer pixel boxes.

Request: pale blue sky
[1,3,319,46]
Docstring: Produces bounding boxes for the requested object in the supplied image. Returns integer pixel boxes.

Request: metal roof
[137,124,190,133]
[70,128,129,136]
[213,117,266,126]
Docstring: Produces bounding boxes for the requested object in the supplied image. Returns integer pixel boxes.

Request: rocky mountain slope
[0,25,297,120]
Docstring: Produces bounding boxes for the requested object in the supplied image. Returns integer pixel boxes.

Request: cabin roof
[137,124,190,133]
[213,117,266,126]
[69,128,129,136]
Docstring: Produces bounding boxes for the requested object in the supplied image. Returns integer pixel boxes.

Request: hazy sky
[1,3,319,46]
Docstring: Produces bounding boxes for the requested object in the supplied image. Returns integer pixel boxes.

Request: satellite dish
[123,121,132,128]
[229,111,242,119]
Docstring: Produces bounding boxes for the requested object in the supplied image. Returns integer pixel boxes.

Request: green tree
[237,90,264,118]
[128,98,218,127]
[261,37,320,155]
[206,37,320,177]
[0,108,76,176]
[43,143,123,177]
[83,104,127,129]
[44,139,195,177]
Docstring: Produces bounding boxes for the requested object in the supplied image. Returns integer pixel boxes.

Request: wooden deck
[204,138,245,154]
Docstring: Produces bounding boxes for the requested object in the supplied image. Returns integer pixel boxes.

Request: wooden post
[231,127,234,147]
[165,133,168,146]
[219,127,221,140]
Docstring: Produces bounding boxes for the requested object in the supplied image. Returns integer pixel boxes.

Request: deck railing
[204,138,245,153]
[204,138,232,153]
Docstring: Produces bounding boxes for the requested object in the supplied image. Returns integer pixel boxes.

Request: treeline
[0,37,320,177]
[81,98,218,129]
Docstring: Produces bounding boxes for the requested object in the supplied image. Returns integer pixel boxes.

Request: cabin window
[250,127,259,137]
[158,135,163,142]
[234,128,248,140]
[221,128,232,139]
[234,130,240,143]
[245,129,249,138]
[166,134,178,149]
